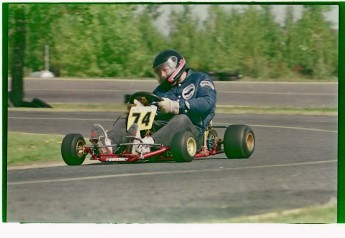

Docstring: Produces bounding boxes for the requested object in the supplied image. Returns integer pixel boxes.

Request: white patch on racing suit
[182,84,196,100]
[200,80,215,90]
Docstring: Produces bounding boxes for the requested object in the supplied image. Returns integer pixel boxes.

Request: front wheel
[171,131,196,162]
[61,133,87,165]
[224,125,255,159]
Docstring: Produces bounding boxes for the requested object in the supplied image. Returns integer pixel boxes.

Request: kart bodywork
[61,92,255,165]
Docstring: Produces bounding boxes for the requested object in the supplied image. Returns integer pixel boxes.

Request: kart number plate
[127,106,157,131]
[105,157,128,162]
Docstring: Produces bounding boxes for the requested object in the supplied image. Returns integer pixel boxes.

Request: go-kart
[61,92,255,165]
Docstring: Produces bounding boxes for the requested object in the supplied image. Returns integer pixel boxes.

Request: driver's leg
[151,114,202,148]
[107,113,128,144]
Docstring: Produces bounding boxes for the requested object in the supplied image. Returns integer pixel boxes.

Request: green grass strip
[7,132,64,166]
[212,203,337,223]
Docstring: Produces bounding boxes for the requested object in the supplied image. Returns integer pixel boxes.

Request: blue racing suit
[107,68,217,149]
[153,68,217,135]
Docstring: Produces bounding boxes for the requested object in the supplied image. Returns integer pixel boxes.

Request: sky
[154,4,339,36]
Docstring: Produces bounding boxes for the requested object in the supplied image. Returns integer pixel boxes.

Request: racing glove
[158,97,180,115]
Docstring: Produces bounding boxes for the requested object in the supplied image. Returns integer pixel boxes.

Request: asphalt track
[14,78,338,107]
[6,79,338,223]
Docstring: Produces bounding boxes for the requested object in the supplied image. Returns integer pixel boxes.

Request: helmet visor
[153,56,178,84]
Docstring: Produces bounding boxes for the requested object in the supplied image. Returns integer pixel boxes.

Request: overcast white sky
[155,5,339,35]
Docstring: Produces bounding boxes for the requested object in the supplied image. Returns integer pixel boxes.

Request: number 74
[127,106,157,131]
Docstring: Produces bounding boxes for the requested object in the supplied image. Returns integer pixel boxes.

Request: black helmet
[152,49,187,85]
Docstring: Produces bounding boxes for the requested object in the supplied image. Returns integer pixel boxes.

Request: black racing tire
[171,131,196,162]
[224,125,255,159]
[61,133,87,165]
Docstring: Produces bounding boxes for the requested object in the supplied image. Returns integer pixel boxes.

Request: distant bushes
[8,4,338,80]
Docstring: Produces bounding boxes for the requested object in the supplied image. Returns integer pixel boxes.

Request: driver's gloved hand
[158,98,180,115]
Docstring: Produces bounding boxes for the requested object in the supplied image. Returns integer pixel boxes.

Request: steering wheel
[128,91,163,105]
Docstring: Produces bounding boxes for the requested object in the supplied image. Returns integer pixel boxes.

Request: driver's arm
[179,79,216,116]
[153,76,216,116]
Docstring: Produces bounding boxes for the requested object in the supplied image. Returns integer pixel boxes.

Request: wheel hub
[187,137,196,156]
[246,133,255,152]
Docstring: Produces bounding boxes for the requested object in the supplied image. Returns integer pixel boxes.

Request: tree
[282,6,295,69]
[290,5,338,78]
[7,4,338,82]
[52,5,102,77]
[260,5,286,78]
[169,5,202,68]
[234,6,269,78]
[203,5,237,72]
[132,5,166,77]
[24,4,59,75]
[9,4,26,106]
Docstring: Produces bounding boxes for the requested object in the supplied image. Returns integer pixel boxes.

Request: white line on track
[214,81,338,85]
[8,160,336,186]
[251,124,338,133]
[9,116,114,122]
[214,122,337,133]
[217,91,337,96]
[25,89,132,92]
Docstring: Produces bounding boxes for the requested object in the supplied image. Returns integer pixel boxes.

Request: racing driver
[91,49,217,154]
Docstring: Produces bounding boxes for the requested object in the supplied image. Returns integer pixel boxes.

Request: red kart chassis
[61,124,255,165]
[84,125,227,163]
[61,92,255,165]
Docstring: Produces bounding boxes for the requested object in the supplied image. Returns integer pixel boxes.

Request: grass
[6,132,64,166]
[239,76,338,82]
[216,204,337,223]
[51,103,127,111]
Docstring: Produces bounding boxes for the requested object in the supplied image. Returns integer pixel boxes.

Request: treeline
[8,4,338,79]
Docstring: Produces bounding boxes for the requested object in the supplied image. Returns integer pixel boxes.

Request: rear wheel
[224,125,255,159]
[61,133,87,165]
[171,131,196,162]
